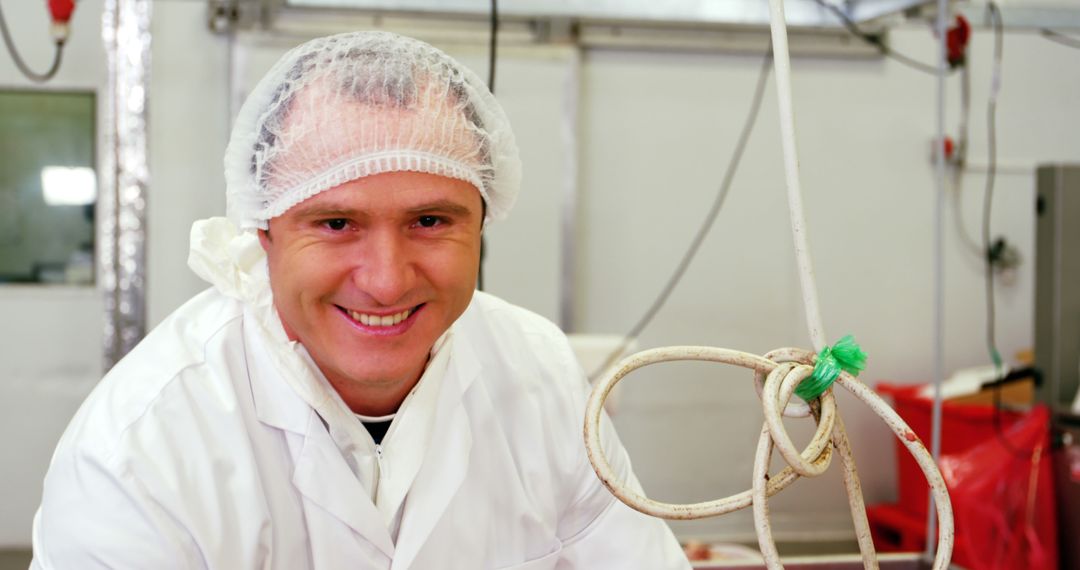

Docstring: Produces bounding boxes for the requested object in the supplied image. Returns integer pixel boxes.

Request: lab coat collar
[243,304,399,552]
[292,409,396,558]
[391,318,480,570]
[245,296,485,566]
[239,305,395,557]
[375,330,454,532]
[243,304,315,436]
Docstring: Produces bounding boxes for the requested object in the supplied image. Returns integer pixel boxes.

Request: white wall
[0,0,107,547]
[2,1,1078,549]
[145,1,230,325]
[0,0,229,547]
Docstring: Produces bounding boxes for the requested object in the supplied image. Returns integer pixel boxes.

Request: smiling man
[260,171,484,417]
[31,32,689,569]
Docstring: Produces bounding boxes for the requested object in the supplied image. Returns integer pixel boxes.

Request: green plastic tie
[795,335,867,402]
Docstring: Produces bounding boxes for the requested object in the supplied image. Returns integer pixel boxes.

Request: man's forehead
[285,173,482,218]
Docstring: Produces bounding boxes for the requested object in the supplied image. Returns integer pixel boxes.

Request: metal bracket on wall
[259,0,893,56]
[208,0,266,33]
[956,5,1080,30]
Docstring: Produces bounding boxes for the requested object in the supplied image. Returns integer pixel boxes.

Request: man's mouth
[338,304,424,327]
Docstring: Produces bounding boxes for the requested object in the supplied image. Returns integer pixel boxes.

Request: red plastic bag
[939,405,1057,570]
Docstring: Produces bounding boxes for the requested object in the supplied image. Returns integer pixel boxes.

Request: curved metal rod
[583,346,954,570]
[762,363,835,477]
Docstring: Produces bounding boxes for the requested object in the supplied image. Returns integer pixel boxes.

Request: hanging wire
[949,63,986,257]
[1040,28,1080,50]
[981,3,1032,460]
[487,0,498,94]
[992,375,1026,456]
[0,0,66,83]
[813,0,950,76]
[982,1,1004,372]
[478,0,498,292]
[589,49,773,380]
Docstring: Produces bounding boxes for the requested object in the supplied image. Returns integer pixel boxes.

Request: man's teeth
[348,308,412,327]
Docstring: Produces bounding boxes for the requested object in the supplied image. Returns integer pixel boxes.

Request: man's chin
[339,361,427,388]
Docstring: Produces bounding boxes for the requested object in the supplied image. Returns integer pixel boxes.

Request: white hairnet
[224,31,521,229]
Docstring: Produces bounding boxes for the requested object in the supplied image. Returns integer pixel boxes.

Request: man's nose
[352,232,416,306]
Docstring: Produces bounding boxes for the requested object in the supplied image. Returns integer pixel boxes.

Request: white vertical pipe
[765,0,827,352]
[926,0,949,559]
[559,45,581,332]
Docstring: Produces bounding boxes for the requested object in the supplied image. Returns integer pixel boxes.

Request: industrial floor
[0,550,29,570]
[0,541,864,569]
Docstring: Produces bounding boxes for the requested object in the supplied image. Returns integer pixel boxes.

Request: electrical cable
[0,0,65,83]
[813,0,951,76]
[979,2,1032,461]
[982,4,1023,458]
[1040,28,1080,50]
[949,63,985,257]
[478,0,497,292]
[992,379,1026,456]
[487,0,498,94]
[982,1,1004,373]
[588,49,773,380]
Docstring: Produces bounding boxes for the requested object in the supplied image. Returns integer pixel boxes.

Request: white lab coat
[31,221,689,569]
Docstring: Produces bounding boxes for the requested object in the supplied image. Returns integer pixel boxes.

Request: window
[0,90,96,284]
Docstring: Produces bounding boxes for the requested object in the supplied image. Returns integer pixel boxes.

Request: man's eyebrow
[405,200,475,217]
[289,200,477,219]
[291,205,360,219]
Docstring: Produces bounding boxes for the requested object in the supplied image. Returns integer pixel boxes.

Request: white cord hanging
[582,0,955,568]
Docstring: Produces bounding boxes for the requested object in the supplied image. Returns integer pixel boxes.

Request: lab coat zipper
[373,444,383,500]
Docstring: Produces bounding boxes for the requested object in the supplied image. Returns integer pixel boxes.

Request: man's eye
[417,215,442,228]
[323,218,348,231]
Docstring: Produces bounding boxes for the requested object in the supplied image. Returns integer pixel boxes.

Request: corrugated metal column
[101,0,152,369]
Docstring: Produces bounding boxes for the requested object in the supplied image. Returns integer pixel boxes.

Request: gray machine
[1034,163,1080,570]
[1036,164,1080,410]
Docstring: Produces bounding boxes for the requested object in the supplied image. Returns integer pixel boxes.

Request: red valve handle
[946,14,971,68]
[48,0,75,23]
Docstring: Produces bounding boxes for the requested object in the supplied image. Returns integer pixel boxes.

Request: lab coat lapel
[243,309,312,436]
[391,334,480,570]
[243,308,395,558]
[292,410,396,559]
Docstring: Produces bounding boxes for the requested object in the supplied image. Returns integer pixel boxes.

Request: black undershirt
[362,419,393,445]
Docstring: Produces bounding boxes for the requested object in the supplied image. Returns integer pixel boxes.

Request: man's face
[259,171,483,415]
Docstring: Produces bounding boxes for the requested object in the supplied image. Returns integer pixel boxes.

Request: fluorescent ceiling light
[41,166,97,206]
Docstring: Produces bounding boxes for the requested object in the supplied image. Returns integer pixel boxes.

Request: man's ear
[257,228,272,252]
[479,200,487,235]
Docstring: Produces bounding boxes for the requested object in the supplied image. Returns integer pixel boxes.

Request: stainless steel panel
[1034,164,1080,411]
[281,0,929,28]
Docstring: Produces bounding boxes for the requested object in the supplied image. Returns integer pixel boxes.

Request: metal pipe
[926,0,948,558]
[559,46,581,332]
[765,0,826,353]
